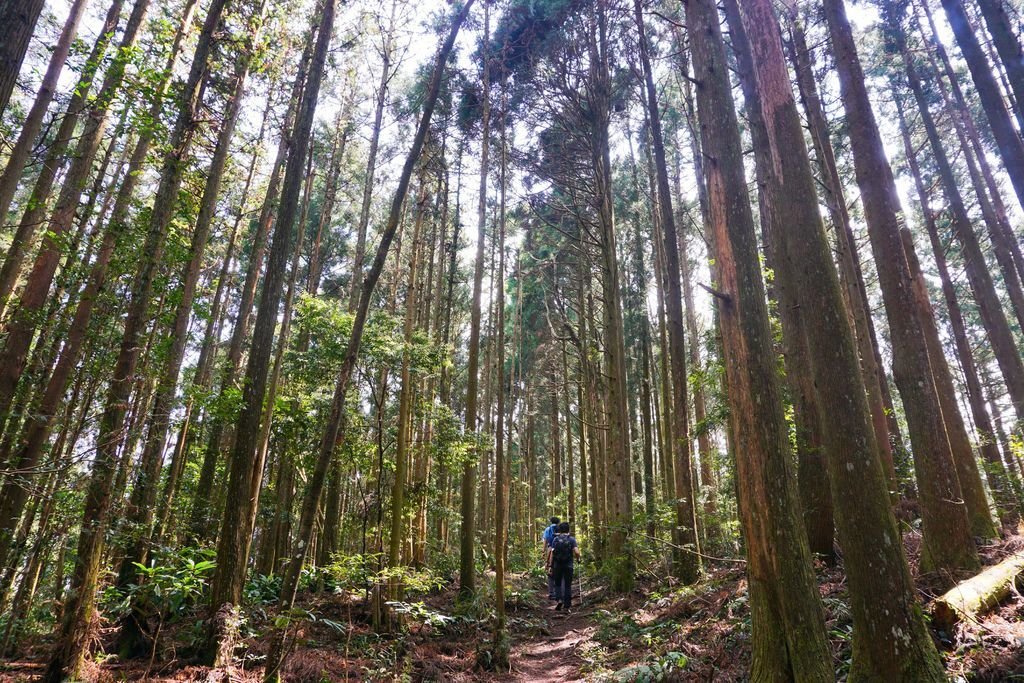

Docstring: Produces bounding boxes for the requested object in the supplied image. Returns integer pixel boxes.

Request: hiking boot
[555,603,563,611]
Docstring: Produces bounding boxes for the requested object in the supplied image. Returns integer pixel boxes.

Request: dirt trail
[510,584,598,682]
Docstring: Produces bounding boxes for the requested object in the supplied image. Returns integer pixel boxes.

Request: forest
[1,0,1024,678]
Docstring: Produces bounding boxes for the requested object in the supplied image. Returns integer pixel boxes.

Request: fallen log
[930,551,1024,630]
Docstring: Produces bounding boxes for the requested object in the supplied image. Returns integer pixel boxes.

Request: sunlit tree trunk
[822,0,979,577]
[685,0,833,677]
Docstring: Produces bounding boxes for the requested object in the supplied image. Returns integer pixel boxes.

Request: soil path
[510,579,598,682]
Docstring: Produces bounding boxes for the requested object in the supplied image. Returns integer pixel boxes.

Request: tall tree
[684,0,832,677]
[260,3,474,674]
[0,0,45,116]
[459,0,490,598]
[736,0,947,676]
[205,0,333,663]
[940,0,1024,212]
[632,0,700,583]
[822,0,979,576]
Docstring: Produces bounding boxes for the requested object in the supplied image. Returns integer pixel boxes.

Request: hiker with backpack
[545,522,580,612]
[542,516,560,600]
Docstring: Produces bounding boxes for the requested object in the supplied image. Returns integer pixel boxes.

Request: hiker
[542,516,560,599]
[546,521,580,612]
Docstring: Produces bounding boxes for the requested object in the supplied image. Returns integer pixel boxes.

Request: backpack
[551,534,574,566]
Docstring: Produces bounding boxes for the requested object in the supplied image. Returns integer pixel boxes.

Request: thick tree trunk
[737,1,946,678]
[930,552,1024,629]
[786,13,899,491]
[822,0,979,577]
[725,0,835,562]
[684,0,832,677]
[0,0,45,117]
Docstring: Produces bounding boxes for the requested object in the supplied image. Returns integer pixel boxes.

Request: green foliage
[385,601,454,628]
[102,547,216,622]
[603,652,689,682]
[244,573,283,605]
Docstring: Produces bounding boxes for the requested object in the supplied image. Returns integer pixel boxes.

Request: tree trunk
[892,73,1008,530]
[459,1,489,598]
[633,0,699,583]
[941,0,1024,212]
[899,108,1016,516]
[0,0,45,117]
[0,0,126,397]
[786,12,899,492]
[43,0,232,675]
[724,0,835,562]
[0,0,90,221]
[976,0,1024,128]
[259,5,472,676]
[737,1,946,678]
[822,0,979,577]
[204,0,331,665]
[893,9,1024,431]
[684,0,832,677]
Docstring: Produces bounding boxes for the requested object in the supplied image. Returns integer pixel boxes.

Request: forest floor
[2,530,1024,681]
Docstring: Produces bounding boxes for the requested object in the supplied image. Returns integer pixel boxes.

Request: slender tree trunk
[189,39,310,540]
[975,0,1024,127]
[43,0,232,675]
[941,0,1024,212]
[204,0,331,664]
[260,6,473,676]
[911,13,1024,335]
[491,99,509,662]
[0,0,90,221]
[459,1,490,598]
[633,0,699,583]
[0,0,126,399]
[114,33,259,654]
[893,9,1024,433]
[388,182,428,600]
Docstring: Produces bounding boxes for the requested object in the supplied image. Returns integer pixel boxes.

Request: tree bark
[684,0,832,677]
[822,0,979,577]
[0,0,90,221]
[0,0,46,117]
[459,1,489,598]
[44,0,231,675]
[941,0,1024,212]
